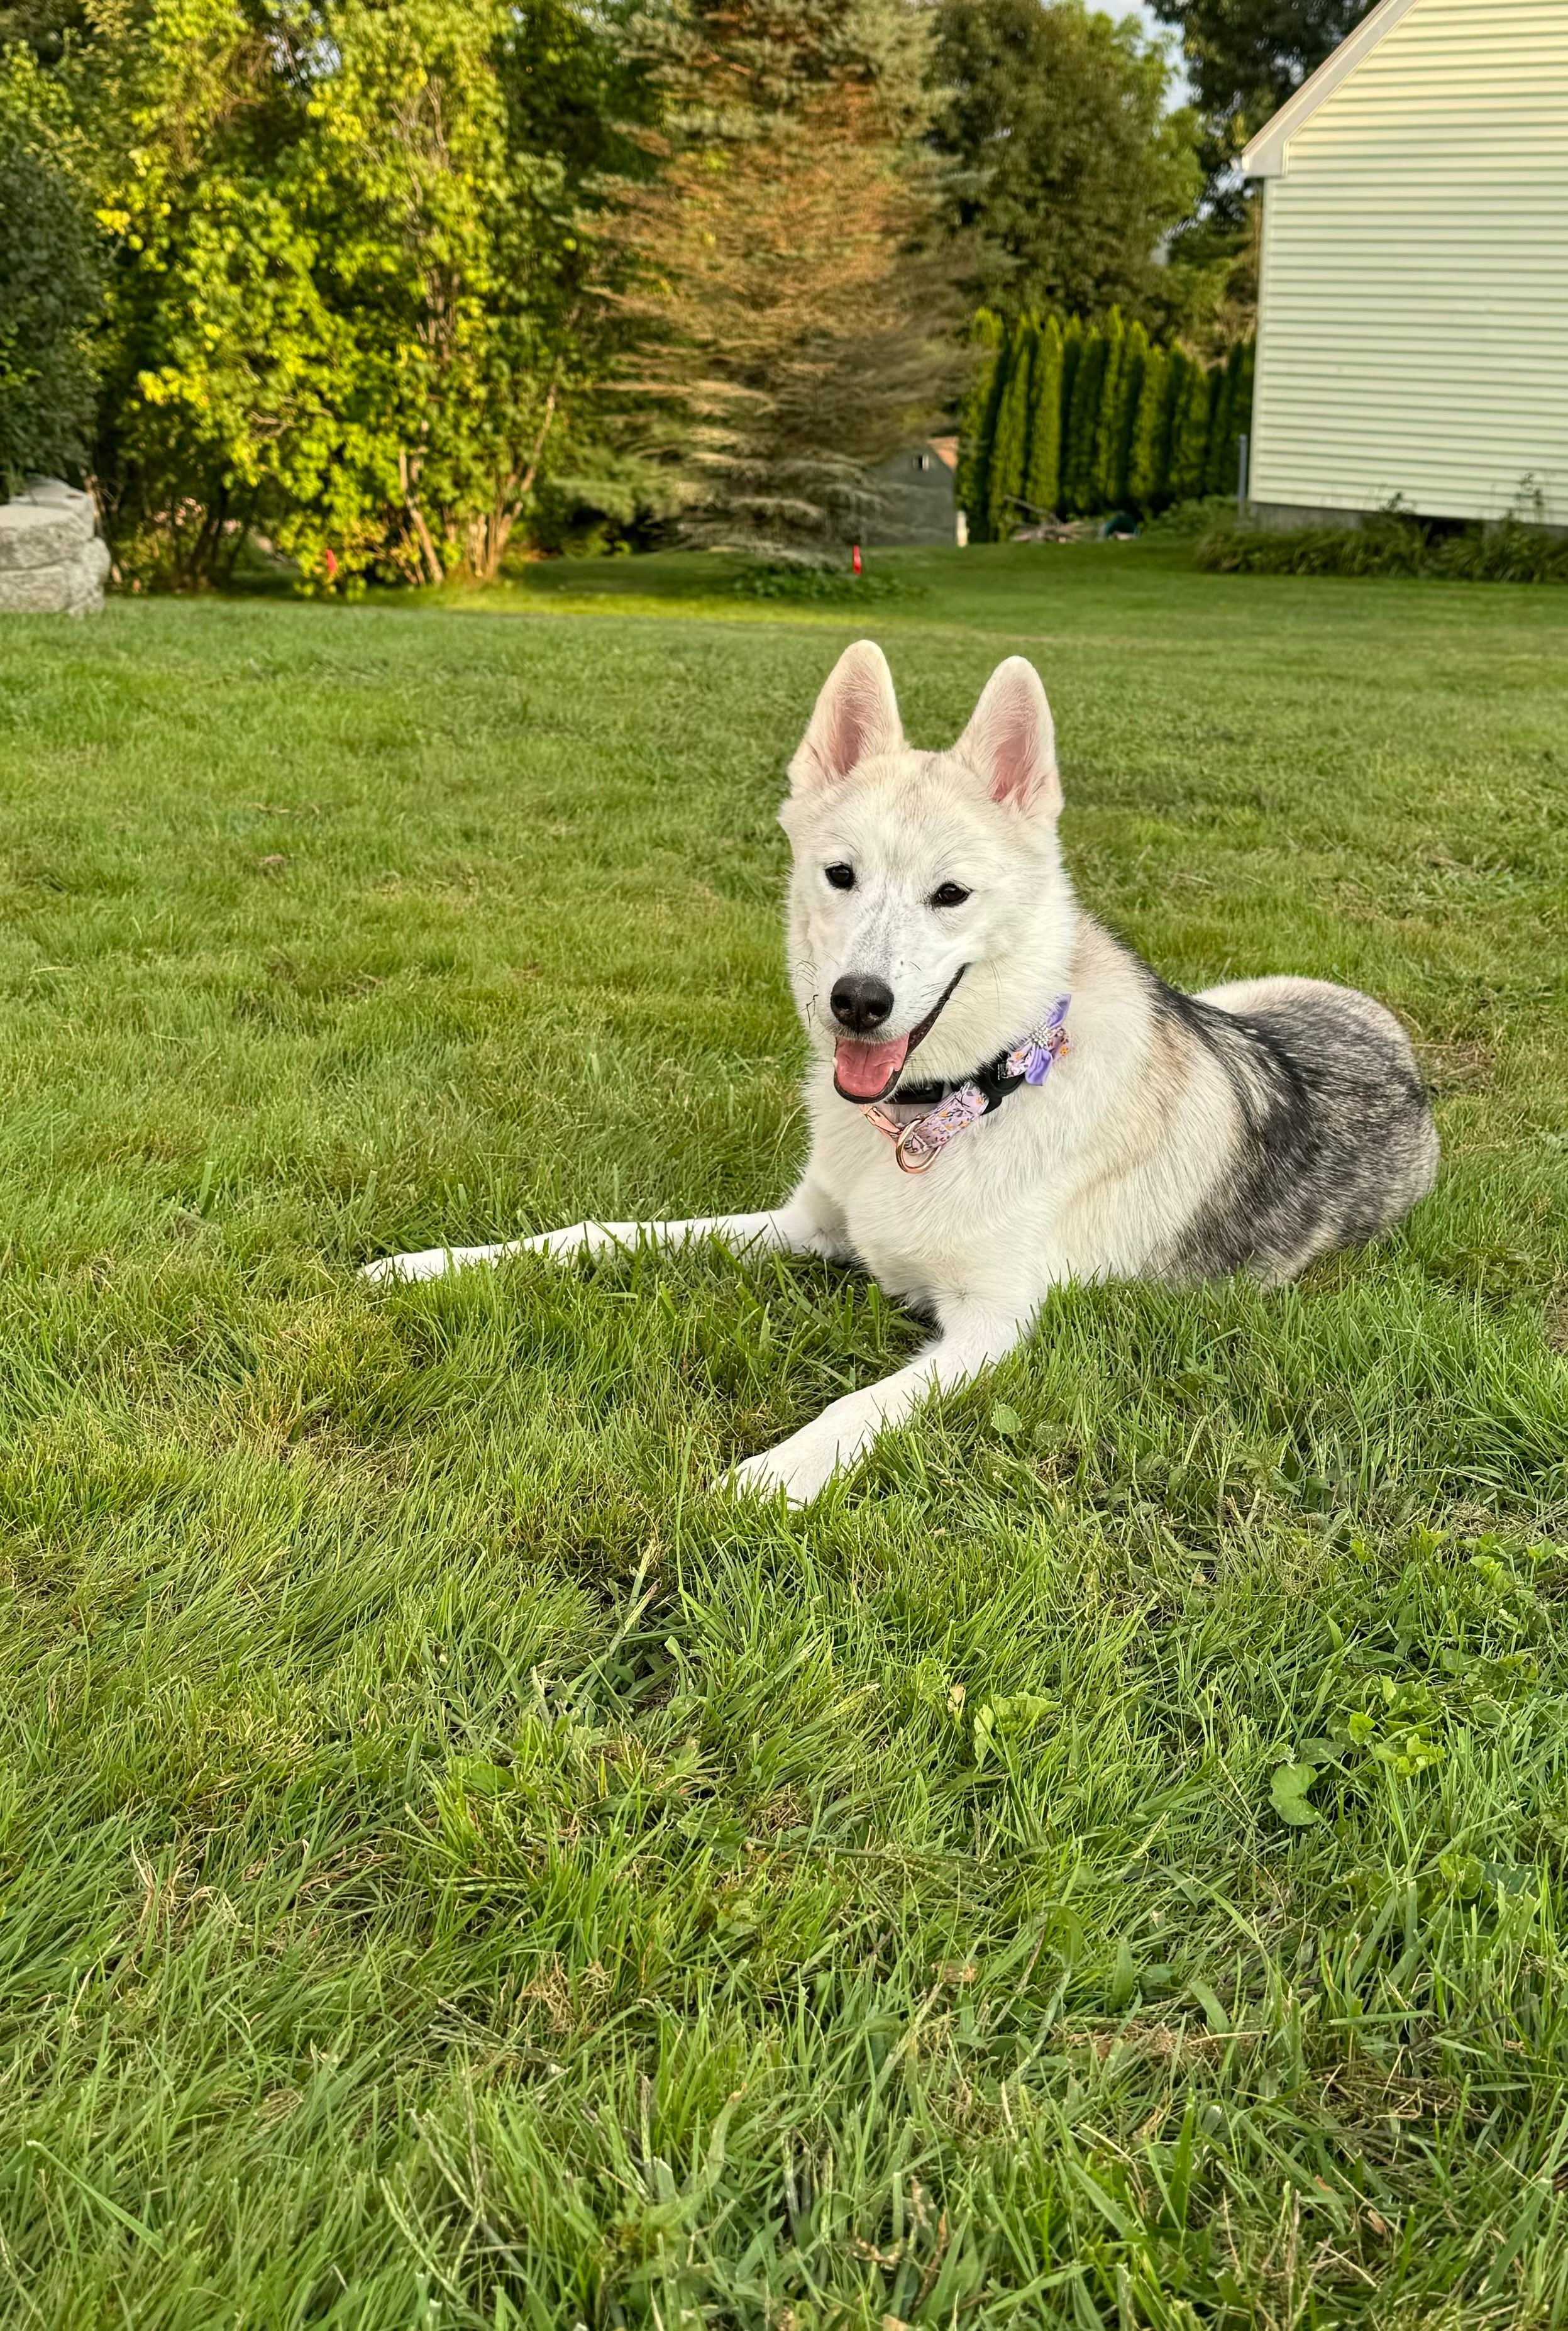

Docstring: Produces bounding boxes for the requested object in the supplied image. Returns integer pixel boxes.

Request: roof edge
[1240,0,1424,177]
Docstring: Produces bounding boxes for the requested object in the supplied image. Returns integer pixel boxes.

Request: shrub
[953,311,1006,541]
[1140,493,1239,541]
[1021,311,1064,520]
[732,560,919,599]
[0,57,101,499]
[985,315,1036,538]
[1196,512,1568,584]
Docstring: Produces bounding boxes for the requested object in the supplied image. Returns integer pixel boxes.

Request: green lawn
[1,543,1566,2327]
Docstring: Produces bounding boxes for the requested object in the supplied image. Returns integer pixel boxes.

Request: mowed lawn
[1,544,1566,2328]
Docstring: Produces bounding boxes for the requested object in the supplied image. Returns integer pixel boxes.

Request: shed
[1242,0,1568,528]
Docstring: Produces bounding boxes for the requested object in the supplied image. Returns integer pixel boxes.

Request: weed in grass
[0,546,1564,2323]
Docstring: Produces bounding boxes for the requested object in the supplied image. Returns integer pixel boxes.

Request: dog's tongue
[834,1033,910,1100]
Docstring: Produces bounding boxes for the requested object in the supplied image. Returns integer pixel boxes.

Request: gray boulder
[0,480,111,615]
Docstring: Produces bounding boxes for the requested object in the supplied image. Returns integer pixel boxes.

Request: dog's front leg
[726,1302,1031,1508]
[361,1183,848,1285]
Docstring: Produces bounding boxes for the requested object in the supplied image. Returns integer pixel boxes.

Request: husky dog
[365,645,1437,1505]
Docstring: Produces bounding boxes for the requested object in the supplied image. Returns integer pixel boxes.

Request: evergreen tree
[607,0,968,558]
[1126,342,1168,513]
[1156,347,1179,503]
[1061,323,1106,515]
[1108,319,1149,510]
[985,314,1035,539]
[1058,314,1085,483]
[1021,310,1064,518]
[954,309,1005,534]
[1234,338,1256,496]
[1202,345,1237,496]
[1202,337,1253,499]
[1165,350,1212,502]
[1090,308,1126,512]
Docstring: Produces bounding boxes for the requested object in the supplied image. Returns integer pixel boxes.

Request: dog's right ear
[789,641,903,793]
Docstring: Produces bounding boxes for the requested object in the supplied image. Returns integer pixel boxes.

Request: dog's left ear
[954,657,1061,815]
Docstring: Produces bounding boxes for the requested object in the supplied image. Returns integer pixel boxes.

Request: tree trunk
[463,370,565,584]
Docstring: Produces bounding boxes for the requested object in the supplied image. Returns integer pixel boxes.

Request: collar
[861,995,1071,1173]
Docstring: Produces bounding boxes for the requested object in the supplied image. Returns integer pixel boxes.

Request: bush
[0,60,101,498]
[732,560,920,601]
[1139,493,1237,541]
[1196,512,1568,584]
[1439,518,1568,583]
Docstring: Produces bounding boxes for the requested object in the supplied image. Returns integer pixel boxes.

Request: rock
[0,479,111,616]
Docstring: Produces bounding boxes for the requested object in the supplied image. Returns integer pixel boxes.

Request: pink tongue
[834,1033,910,1100]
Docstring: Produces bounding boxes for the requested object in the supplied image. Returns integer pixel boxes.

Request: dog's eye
[824,863,856,891]
[929,882,971,909]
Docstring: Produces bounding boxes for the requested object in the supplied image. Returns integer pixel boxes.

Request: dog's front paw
[723,1429,845,1509]
[360,1247,457,1285]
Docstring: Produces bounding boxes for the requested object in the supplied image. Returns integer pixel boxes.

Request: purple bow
[1015,998,1071,1085]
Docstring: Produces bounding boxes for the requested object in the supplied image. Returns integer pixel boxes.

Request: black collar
[892,1046,1029,1115]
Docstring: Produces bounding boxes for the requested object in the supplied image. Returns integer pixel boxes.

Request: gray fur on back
[1152,970,1438,1285]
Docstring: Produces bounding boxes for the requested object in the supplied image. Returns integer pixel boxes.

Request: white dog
[365,643,1437,1505]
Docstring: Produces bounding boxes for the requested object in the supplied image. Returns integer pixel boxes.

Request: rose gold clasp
[893,1126,942,1173]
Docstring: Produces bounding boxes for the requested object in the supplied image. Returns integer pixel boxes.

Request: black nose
[831,975,895,1034]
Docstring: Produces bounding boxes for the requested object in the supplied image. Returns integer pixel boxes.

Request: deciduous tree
[75,0,631,585]
[933,0,1200,329]
[1152,0,1375,209]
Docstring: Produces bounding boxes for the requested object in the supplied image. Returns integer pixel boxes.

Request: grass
[0,539,1565,2327]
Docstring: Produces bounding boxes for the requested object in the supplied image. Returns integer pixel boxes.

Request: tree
[284,0,604,584]
[1021,311,1063,520]
[1089,306,1127,510]
[1152,1,1376,211]
[983,314,1034,539]
[86,0,341,587]
[933,0,1201,329]
[1164,348,1212,502]
[1127,343,1168,514]
[76,0,629,587]
[0,0,88,66]
[953,307,1005,533]
[0,51,100,497]
[1059,320,1106,515]
[1203,336,1252,497]
[602,0,969,558]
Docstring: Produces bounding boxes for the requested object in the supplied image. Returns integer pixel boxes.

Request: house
[1242,0,1568,528]
[864,440,960,547]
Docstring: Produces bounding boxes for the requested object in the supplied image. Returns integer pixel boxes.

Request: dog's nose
[830,975,895,1034]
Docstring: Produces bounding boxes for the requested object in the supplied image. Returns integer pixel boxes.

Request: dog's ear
[790,641,903,792]
[954,657,1061,814]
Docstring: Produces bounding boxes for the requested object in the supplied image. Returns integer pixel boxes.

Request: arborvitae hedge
[953,310,1006,536]
[1166,353,1213,505]
[958,311,1255,534]
[985,314,1037,540]
[1021,313,1064,519]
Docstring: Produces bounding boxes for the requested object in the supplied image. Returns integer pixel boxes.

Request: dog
[364,643,1438,1505]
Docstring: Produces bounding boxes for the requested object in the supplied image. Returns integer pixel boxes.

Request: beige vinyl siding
[1251,0,1568,524]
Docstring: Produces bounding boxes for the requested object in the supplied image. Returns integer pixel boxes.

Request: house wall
[1251,0,1568,525]
[862,446,958,548]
